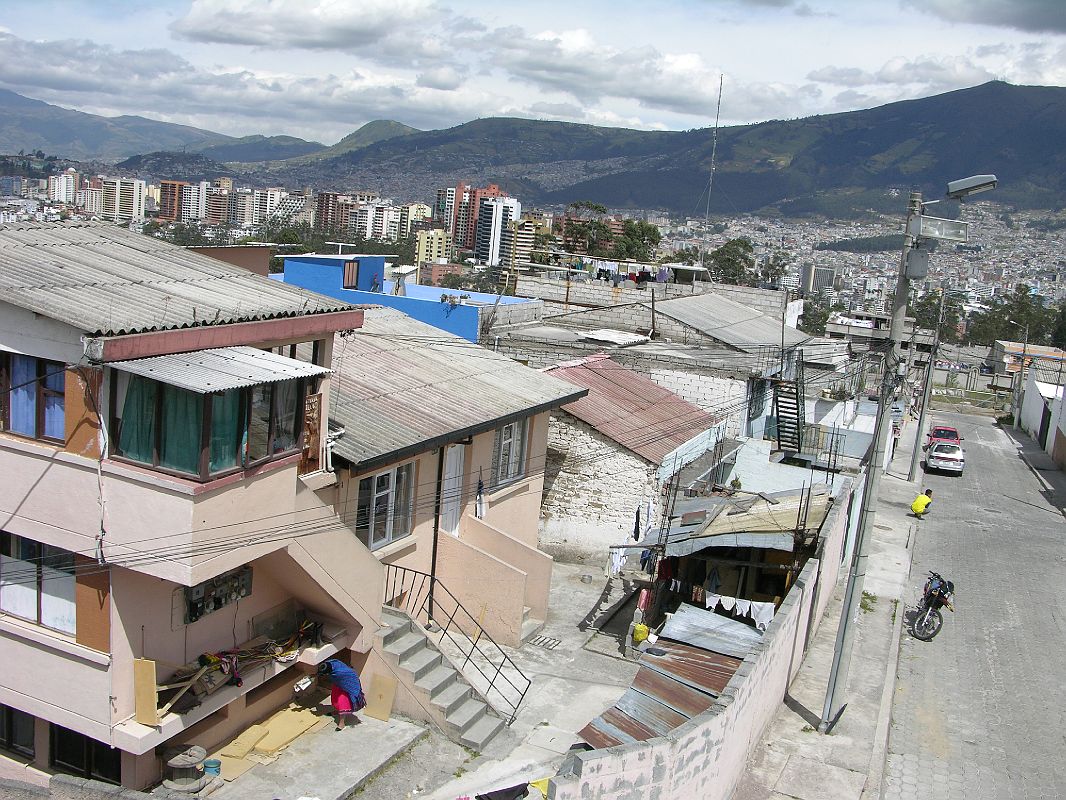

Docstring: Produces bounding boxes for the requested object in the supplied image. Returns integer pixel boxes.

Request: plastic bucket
[203,759,221,777]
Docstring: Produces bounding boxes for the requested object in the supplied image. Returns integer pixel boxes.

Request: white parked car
[925,442,965,475]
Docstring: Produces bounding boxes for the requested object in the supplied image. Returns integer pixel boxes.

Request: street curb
[861,520,915,799]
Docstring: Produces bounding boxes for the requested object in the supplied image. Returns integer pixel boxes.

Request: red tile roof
[544,354,721,465]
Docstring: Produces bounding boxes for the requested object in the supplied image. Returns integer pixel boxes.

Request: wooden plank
[363,673,396,722]
[133,658,159,726]
[252,706,318,754]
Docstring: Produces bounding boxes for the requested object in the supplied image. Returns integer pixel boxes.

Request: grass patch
[860,591,877,613]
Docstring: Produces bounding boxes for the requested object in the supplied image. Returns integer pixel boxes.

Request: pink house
[0,222,583,789]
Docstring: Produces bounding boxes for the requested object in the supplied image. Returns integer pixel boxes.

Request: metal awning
[110,346,331,393]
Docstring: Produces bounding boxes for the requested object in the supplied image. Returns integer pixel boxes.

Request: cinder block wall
[548,479,855,799]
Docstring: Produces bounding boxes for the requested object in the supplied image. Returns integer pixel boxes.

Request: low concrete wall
[462,516,553,623]
[435,532,528,647]
[549,480,853,800]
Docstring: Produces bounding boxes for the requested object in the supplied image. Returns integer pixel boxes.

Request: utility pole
[908,290,946,481]
[820,190,920,732]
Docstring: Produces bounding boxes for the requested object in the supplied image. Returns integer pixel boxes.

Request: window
[0,704,34,757]
[112,373,306,481]
[355,462,414,550]
[1,353,65,442]
[50,724,121,785]
[491,418,528,486]
[0,532,76,634]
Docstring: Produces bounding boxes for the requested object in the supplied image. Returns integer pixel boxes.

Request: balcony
[0,432,315,586]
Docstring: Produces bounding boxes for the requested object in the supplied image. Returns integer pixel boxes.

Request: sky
[0,0,1064,145]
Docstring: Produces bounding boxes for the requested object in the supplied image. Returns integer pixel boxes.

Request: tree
[799,296,833,335]
[909,292,963,344]
[708,238,756,285]
[758,250,791,286]
[965,284,1058,347]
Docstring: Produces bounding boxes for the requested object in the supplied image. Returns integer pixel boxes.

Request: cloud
[809,53,997,94]
[904,0,1066,34]
[0,32,497,140]
[169,0,476,66]
[416,66,465,91]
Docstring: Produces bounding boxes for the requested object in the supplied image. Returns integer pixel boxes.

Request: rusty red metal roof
[578,623,745,748]
[543,354,720,465]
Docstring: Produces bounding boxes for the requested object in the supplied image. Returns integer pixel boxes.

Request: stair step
[402,647,442,680]
[459,714,507,751]
[433,681,471,715]
[520,615,545,642]
[447,698,487,733]
[415,664,457,698]
[384,631,425,661]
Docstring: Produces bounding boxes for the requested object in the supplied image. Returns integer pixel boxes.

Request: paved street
[882,412,1066,800]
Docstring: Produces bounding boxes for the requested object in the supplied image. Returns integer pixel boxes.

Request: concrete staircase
[378,605,506,751]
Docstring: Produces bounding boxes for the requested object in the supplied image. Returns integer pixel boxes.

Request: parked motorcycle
[910,571,955,641]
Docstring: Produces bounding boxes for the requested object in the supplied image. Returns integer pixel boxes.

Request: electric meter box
[184,566,253,624]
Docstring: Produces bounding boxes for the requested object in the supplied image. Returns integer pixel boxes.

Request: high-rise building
[801,262,837,295]
[433,183,505,250]
[475,197,521,266]
[416,228,453,266]
[47,170,78,204]
[157,180,187,221]
[398,203,432,239]
[100,177,146,222]
[253,188,285,224]
[180,181,209,223]
[204,189,231,224]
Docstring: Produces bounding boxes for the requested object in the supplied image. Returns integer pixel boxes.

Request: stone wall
[540,416,659,564]
[548,479,854,800]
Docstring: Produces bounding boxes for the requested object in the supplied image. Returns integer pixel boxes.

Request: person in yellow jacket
[911,489,933,518]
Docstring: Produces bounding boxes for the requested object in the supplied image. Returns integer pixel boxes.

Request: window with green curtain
[271,379,299,453]
[118,375,158,464]
[247,384,271,462]
[160,384,203,475]
[209,390,242,473]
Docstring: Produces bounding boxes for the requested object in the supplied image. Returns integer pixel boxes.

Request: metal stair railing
[383,564,532,725]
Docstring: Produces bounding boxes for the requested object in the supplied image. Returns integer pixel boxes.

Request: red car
[925,425,962,449]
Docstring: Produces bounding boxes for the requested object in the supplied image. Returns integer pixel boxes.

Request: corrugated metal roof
[543,354,720,465]
[658,603,763,659]
[327,308,587,471]
[578,624,744,748]
[654,292,810,352]
[111,347,331,393]
[1031,359,1066,385]
[0,222,354,336]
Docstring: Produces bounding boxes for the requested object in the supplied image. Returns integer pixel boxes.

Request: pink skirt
[331,685,354,715]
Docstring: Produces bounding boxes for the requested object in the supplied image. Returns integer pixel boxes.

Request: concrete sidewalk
[734,424,922,800]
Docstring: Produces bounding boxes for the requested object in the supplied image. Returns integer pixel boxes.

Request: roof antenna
[700,74,725,275]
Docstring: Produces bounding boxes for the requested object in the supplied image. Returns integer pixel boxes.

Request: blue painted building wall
[280,255,494,342]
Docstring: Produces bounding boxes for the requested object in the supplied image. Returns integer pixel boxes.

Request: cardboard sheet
[363,673,397,722]
[209,752,256,782]
[252,705,319,754]
[219,724,267,759]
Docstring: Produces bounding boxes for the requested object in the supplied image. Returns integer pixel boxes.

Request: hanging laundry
[734,599,752,619]
[633,504,641,540]
[704,567,721,594]
[704,592,721,610]
[750,601,775,631]
[719,595,736,612]
[643,499,655,537]
[475,471,486,519]
[637,588,650,611]
[610,549,626,576]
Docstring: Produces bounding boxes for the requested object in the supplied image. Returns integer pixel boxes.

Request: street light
[1008,318,1029,430]
[821,173,996,732]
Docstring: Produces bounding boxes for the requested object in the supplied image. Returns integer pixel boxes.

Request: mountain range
[2,82,1065,216]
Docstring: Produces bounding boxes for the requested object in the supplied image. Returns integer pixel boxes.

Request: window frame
[110,373,308,482]
[491,417,528,487]
[0,352,66,444]
[0,704,35,758]
[50,724,121,785]
[0,532,77,635]
[355,461,416,551]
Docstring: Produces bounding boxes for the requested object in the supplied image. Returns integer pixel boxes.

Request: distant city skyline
[0,0,1063,143]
